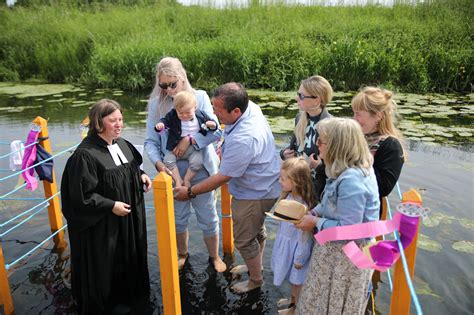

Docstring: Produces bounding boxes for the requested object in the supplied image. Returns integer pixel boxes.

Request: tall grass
[0,0,472,92]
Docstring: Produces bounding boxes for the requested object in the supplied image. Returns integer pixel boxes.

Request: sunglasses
[297,91,318,101]
[316,137,327,146]
[158,81,178,90]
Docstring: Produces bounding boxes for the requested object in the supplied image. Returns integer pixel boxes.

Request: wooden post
[0,241,14,315]
[32,116,66,249]
[390,189,422,315]
[153,172,181,315]
[220,183,234,257]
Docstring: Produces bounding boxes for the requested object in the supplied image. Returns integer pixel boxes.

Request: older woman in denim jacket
[295,118,379,315]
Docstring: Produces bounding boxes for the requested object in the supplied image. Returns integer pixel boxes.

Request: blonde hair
[280,157,317,209]
[173,91,197,111]
[295,75,333,151]
[87,99,122,137]
[317,118,373,178]
[351,86,406,159]
[149,57,193,117]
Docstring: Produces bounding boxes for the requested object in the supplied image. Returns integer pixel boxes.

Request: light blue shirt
[219,102,281,199]
[144,90,222,175]
[314,167,380,231]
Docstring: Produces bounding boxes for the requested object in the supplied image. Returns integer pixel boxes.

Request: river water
[0,85,472,314]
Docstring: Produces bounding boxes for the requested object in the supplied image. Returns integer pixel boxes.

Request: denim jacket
[313,167,380,231]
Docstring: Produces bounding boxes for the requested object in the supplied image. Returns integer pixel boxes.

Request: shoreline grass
[0,0,472,92]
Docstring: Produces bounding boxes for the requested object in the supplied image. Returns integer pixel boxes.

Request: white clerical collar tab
[107,143,128,166]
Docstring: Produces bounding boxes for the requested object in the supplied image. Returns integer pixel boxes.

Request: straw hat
[266,199,307,222]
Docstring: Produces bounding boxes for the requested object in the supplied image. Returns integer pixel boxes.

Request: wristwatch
[187,186,197,199]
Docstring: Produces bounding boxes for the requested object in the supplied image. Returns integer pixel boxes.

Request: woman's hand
[112,201,131,216]
[308,153,321,169]
[173,137,190,158]
[295,214,318,232]
[155,161,172,176]
[141,174,152,192]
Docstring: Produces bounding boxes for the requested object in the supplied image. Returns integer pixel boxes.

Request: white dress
[271,194,314,286]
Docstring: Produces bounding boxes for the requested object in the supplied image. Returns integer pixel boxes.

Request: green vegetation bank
[1,0,472,92]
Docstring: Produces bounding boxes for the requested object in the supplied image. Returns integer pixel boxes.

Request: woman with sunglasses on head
[144,57,226,272]
[280,75,333,202]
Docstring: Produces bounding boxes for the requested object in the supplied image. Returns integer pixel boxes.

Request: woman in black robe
[61,99,152,314]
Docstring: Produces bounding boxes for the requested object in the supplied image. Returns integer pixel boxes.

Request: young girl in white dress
[271,157,317,314]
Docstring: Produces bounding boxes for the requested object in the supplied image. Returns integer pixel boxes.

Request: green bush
[0,0,472,92]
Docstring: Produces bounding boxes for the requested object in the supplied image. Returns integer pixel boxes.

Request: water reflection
[26,246,75,314]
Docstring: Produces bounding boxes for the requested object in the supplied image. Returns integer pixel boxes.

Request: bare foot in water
[231,279,264,293]
[230,264,263,279]
[178,253,188,270]
[210,256,227,272]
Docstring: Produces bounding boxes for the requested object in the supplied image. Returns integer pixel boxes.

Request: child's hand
[294,263,303,270]
[155,122,165,131]
[206,120,217,130]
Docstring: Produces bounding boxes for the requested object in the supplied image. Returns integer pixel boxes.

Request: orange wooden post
[220,183,234,256]
[153,172,181,315]
[32,116,66,249]
[390,189,422,315]
[0,241,14,315]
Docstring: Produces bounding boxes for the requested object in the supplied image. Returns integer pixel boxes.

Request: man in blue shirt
[175,82,280,293]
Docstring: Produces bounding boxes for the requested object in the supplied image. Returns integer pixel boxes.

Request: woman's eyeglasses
[297,91,318,101]
[316,138,327,146]
[159,81,178,90]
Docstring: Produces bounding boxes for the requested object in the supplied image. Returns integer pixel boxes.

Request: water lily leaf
[417,234,442,252]
[452,241,474,254]
[265,101,287,109]
[414,276,442,299]
[0,84,81,98]
[459,218,474,230]
[423,212,455,227]
[267,116,295,134]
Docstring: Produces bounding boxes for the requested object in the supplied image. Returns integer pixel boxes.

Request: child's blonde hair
[280,157,317,209]
[295,75,333,152]
[351,86,406,160]
[317,118,373,179]
[173,91,196,111]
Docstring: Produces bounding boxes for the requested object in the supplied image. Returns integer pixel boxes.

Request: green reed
[0,0,472,92]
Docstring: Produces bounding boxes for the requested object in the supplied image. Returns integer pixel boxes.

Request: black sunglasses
[158,81,178,90]
[297,91,318,101]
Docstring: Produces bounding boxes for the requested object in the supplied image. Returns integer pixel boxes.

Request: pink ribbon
[21,129,40,191]
[314,209,420,271]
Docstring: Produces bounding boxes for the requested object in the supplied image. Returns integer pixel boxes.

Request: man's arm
[173,172,231,201]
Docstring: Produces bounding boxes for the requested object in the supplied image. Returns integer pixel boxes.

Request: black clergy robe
[61,134,150,314]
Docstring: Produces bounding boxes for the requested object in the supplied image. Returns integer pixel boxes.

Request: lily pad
[414,276,441,299]
[417,234,442,252]
[0,84,82,98]
[459,218,474,230]
[267,116,295,134]
[265,101,287,109]
[452,241,474,254]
